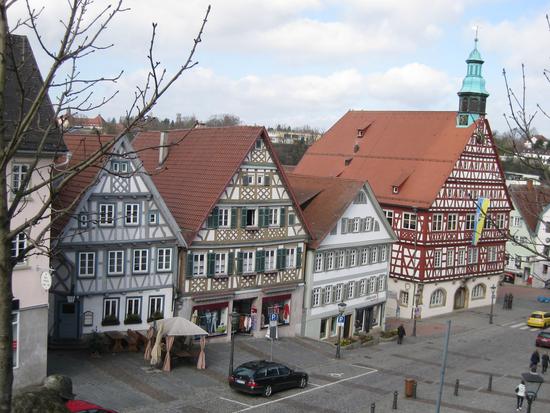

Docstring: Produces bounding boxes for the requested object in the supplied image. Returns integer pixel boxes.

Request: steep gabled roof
[133,126,310,245]
[508,184,550,234]
[294,111,478,209]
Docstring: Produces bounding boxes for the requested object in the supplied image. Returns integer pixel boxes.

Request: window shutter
[227,252,235,275]
[259,208,267,228]
[256,250,265,272]
[231,208,237,229]
[341,218,348,234]
[279,207,286,227]
[360,218,367,232]
[186,253,193,276]
[207,253,215,277]
[289,213,296,226]
[282,248,288,269]
[212,207,219,229]
[347,219,354,233]
[277,249,284,270]
[242,175,249,186]
[207,214,213,228]
[264,175,271,186]
[241,208,247,228]
[296,247,302,268]
[236,252,243,274]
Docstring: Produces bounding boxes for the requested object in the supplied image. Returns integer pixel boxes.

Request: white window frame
[399,290,409,306]
[11,233,27,264]
[103,298,119,319]
[148,210,159,225]
[78,252,96,277]
[112,161,129,173]
[148,296,164,319]
[368,277,376,294]
[402,212,417,230]
[125,203,139,226]
[132,249,149,274]
[243,251,255,273]
[432,214,443,231]
[472,284,486,299]
[312,288,321,307]
[219,208,230,228]
[325,251,335,271]
[384,209,394,226]
[268,208,280,227]
[286,247,296,268]
[107,250,124,275]
[359,279,367,295]
[193,253,206,276]
[324,285,332,304]
[314,253,323,272]
[337,250,345,268]
[349,249,357,267]
[347,281,355,299]
[361,248,369,265]
[487,246,497,262]
[430,289,445,307]
[157,248,172,272]
[465,213,475,230]
[447,248,454,267]
[11,164,29,193]
[353,217,361,232]
[214,252,227,275]
[265,249,277,271]
[496,213,505,229]
[468,247,478,264]
[334,284,343,302]
[457,248,466,265]
[126,297,141,317]
[434,250,442,268]
[377,276,385,292]
[370,247,378,264]
[380,245,387,262]
[98,204,115,227]
[243,174,254,185]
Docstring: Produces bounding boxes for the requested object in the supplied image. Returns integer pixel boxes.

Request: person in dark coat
[542,352,549,374]
[530,350,540,371]
[397,324,406,344]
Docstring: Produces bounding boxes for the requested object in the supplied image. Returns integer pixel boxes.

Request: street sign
[270,313,278,322]
[337,315,345,327]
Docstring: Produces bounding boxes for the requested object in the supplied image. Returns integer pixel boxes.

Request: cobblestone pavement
[49,284,550,413]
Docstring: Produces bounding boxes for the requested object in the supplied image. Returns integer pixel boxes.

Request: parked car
[66,399,118,413]
[536,331,550,348]
[527,311,550,328]
[228,360,308,397]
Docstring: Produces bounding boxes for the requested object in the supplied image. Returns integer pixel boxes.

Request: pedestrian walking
[515,380,526,411]
[542,352,549,374]
[397,324,406,344]
[530,349,540,372]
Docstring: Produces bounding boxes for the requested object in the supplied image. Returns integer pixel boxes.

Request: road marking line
[234,368,378,412]
[352,363,375,370]
[519,326,530,330]
[508,322,525,328]
[220,397,252,407]
[308,382,321,387]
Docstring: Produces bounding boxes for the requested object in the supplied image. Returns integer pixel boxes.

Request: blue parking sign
[270,313,278,322]
[337,315,345,327]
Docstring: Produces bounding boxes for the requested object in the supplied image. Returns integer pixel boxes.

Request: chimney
[526,179,534,191]
[159,131,168,166]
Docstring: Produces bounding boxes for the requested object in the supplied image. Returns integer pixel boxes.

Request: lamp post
[521,371,544,413]
[412,290,420,337]
[335,302,347,359]
[228,311,240,377]
[489,284,496,324]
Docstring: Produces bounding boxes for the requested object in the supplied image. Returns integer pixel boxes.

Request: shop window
[472,284,486,299]
[194,303,228,335]
[320,318,328,339]
[261,295,291,327]
[330,316,338,336]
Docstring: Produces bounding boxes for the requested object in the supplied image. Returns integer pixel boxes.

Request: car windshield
[531,314,543,319]
[540,332,550,339]
[233,366,255,378]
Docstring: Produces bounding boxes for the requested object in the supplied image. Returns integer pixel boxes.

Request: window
[434,250,442,268]
[544,265,548,275]
[320,318,328,339]
[402,212,417,230]
[243,251,254,273]
[11,233,27,264]
[286,247,296,268]
[457,248,466,265]
[111,161,129,173]
[157,248,172,272]
[325,252,335,270]
[347,282,355,299]
[219,208,230,228]
[354,191,367,204]
[246,209,257,227]
[103,298,119,320]
[399,291,409,306]
[353,218,361,232]
[515,255,522,269]
[368,277,376,294]
[78,252,95,277]
[359,279,367,295]
[380,245,387,262]
[472,284,486,299]
[148,210,159,225]
[312,288,321,307]
[384,210,394,226]
[349,250,357,267]
[255,139,262,150]
[289,212,296,226]
[468,247,478,264]
[78,213,88,228]
[511,216,522,227]
[11,164,29,193]
[99,204,115,227]
[447,214,458,231]
[324,286,332,304]
[268,208,279,226]
[257,174,265,186]
[12,312,19,369]
[265,249,277,271]
[334,284,343,302]
[361,248,369,265]
[432,214,443,231]
[193,253,206,276]
[215,253,227,275]
[148,296,164,319]
[377,276,385,292]
[430,289,445,307]
[243,175,254,185]
[314,253,323,272]
[132,249,149,274]
[370,247,378,264]
[465,213,475,230]
[496,214,505,229]
[447,249,454,267]
[337,250,345,268]
[107,250,124,275]
[487,246,497,262]
[125,297,141,320]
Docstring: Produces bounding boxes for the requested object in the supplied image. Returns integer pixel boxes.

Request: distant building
[61,112,106,132]
[268,129,321,145]
[505,172,541,186]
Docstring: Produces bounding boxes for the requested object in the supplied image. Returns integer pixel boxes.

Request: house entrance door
[58,301,78,339]
[453,287,467,310]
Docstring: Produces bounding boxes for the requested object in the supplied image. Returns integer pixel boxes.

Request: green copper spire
[457,34,489,127]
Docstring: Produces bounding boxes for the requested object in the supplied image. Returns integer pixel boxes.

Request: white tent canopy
[151,316,208,337]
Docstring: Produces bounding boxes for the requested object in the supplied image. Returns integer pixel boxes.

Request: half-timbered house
[287,174,396,341]
[294,41,512,319]
[133,127,309,340]
[52,135,184,338]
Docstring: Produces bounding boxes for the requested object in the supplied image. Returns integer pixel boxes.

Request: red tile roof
[508,184,550,234]
[294,111,478,209]
[287,173,365,248]
[133,126,310,244]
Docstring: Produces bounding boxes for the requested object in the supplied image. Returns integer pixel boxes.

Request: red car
[536,331,550,348]
[66,399,118,413]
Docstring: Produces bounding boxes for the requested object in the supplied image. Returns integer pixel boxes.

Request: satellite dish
[40,271,52,291]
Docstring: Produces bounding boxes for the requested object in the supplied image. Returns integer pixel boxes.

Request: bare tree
[0,1,210,410]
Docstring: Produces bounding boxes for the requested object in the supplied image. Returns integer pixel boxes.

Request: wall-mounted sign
[40,271,52,290]
[83,311,94,326]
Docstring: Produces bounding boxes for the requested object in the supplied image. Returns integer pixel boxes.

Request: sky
[8,0,550,135]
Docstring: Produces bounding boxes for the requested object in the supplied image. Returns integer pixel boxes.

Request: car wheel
[263,385,273,397]
[299,377,308,389]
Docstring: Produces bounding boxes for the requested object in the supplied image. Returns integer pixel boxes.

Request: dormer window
[345,158,352,166]
[353,144,360,153]
[255,139,262,150]
[392,186,399,194]
[357,129,364,138]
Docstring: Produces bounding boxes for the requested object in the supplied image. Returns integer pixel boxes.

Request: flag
[472,197,490,246]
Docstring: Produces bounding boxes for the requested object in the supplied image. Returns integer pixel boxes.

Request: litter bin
[405,378,416,398]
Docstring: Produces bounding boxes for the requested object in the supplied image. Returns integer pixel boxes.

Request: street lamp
[489,284,496,324]
[228,311,240,377]
[412,290,421,337]
[335,302,347,359]
[521,371,544,413]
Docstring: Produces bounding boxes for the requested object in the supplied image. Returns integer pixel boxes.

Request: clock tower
[457,36,489,127]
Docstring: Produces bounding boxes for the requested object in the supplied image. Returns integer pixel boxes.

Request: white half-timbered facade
[52,136,184,337]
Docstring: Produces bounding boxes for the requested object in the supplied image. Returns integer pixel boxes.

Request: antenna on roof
[472,25,479,47]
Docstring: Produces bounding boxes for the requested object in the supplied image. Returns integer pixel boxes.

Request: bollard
[371,402,375,413]
[454,379,459,396]
[488,374,492,392]
[412,381,417,399]
[392,391,398,409]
